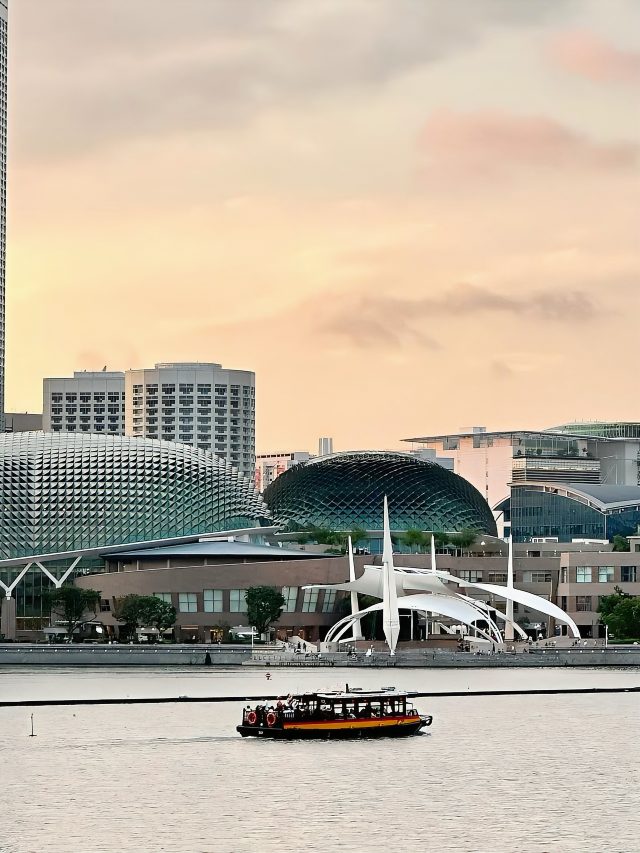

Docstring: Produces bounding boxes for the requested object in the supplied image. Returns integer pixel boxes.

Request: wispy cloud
[548,30,640,84]
[419,110,637,181]
[317,283,597,349]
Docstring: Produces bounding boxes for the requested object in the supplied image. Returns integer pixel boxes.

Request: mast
[381,496,400,654]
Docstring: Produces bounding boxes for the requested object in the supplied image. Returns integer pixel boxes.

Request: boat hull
[237,715,431,739]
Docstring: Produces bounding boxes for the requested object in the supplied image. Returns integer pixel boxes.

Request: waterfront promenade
[2,643,639,667]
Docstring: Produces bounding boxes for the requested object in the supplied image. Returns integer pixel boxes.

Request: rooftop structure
[0,431,269,559]
[263,450,497,536]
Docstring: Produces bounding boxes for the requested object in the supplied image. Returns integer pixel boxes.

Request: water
[1,667,638,853]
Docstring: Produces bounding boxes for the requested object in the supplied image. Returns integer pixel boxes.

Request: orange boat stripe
[283,716,418,731]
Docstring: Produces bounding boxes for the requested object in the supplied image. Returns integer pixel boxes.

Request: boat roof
[284,689,412,700]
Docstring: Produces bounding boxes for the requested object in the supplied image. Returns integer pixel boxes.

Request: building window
[229,589,246,612]
[488,573,507,583]
[204,589,223,612]
[576,567,592,583]
[178,593,198,613]
[154,593,173,604]
[561,568,567,584]
[459,570,482,583]
[100,599,111,612]
[575,595,592,612]
[523,571,552,583]
[560,596,567,612]
[281,586,298,612]
[322,590,337,612]
[598,566,614,583]
[301,589,319,613]
[621,566,637,583]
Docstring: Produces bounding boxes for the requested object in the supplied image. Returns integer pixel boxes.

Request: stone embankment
[1,643,639,667]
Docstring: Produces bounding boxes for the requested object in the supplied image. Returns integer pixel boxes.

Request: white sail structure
[381,496,400,654]
[348,536,363,640]
[303,499,581,653]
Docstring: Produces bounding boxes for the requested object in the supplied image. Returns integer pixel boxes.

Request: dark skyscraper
[0,1,6,431]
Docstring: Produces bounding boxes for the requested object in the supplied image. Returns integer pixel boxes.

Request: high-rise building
[125,363,255,478]
[0,1,7,432]
[255,451,311,492]
[43,371,126,435]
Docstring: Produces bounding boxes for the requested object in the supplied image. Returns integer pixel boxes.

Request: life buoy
[247,711,257,725]
[266,712,277,727]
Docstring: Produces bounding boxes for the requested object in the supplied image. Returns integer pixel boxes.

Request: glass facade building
[0,432,269,559]
[510,484,640,542]
[263,450,497,535]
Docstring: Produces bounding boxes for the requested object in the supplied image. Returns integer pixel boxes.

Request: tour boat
[237,687,432,739]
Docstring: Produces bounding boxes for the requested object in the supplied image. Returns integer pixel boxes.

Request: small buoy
[29,713,36,737]
[265,672,271,680]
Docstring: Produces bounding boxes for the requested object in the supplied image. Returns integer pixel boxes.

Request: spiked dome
[0,432,270,558]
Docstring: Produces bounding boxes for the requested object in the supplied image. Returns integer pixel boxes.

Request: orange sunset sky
[5,0,639,453]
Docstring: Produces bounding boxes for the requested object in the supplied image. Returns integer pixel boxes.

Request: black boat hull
[237,717,431,739]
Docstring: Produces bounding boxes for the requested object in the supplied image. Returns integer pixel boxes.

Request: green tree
[403,528,427,552]
[430,531,451,549]
[349,525,368,547]
[45,585,102,641]
[612,535,630,552]
[114,594,176,640]
[597,586,631,621]
[598,586,640,640]
[245,586,286,637]
[449,528,479,552]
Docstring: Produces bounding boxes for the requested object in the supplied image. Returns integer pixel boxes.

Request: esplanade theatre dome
[0,432,270,558]
[263,450,497,535]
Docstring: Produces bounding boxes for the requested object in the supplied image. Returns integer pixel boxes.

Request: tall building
[43,371,126,435]
[125,363,255,478]
[0,1,7,432]
[255,451,311,492]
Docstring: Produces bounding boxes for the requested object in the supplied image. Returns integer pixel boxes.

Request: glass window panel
[153,593,172,604]
[301,589,319,613]
[178,592,198,613]
[281,586,298,612]
[598,566,614,582]
[322,589,337,613]
[576,567,592,583]
[203,589,223,612]
[229,589,246,612]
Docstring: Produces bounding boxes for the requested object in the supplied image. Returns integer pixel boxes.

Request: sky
[5,0,640,453]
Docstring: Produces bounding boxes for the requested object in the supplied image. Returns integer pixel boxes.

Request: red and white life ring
[247,711,257,725]
[266,712,277,727]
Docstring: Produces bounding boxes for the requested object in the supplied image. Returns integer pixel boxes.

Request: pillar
[1,596,16,640]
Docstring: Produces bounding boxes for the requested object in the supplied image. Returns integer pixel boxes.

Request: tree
[245,586,286,637]
[45,585,102,641]
[449,528,479,552]
[613,535,630,552]
[430,531,450,549]
[403,528,427,552]
[597,586,640,640]
[114,594,177,640]
[349,525,368,547]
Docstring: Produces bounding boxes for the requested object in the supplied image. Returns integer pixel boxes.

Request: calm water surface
[0,667,638,853]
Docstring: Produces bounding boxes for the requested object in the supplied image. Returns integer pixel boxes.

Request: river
[0,666,638,852]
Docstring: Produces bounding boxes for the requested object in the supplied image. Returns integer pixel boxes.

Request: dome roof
[263,450,496,534]
[0,432,269,558]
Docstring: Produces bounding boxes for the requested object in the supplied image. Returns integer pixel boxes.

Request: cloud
[317,283,597,349]
[548,30,640,83]
[12,0,572,160]
[419,110,638,181]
